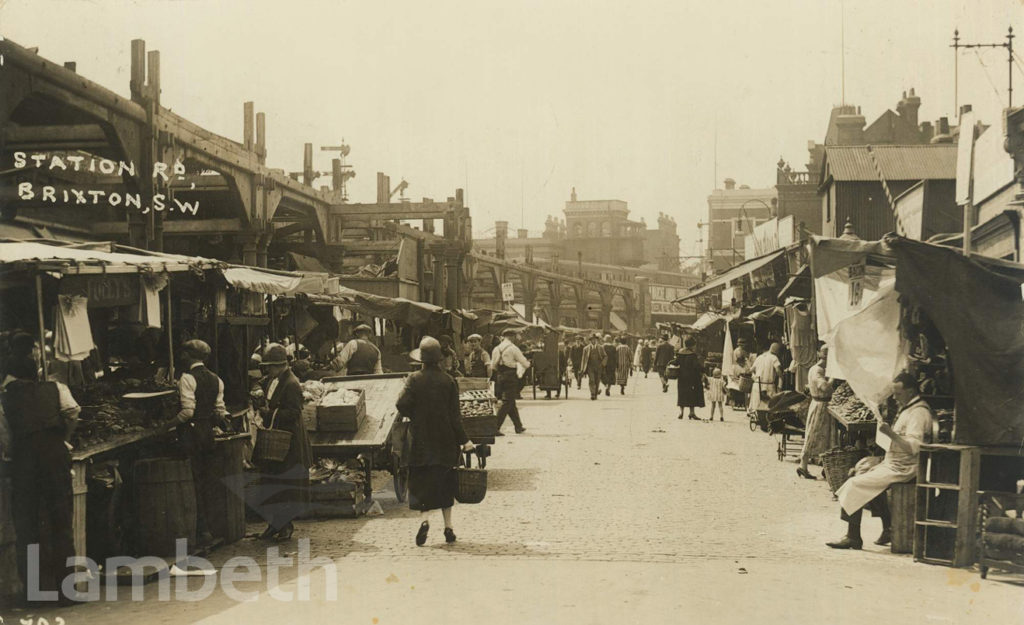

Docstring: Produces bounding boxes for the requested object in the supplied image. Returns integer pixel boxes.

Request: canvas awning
[675,247,789,303]
[0,241,220,274]
[306,288,444,328]
[221,266,327,296]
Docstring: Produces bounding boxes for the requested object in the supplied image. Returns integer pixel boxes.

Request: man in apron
[747,342,783,412]
[827,371,933,549]
[172,340,229,547]
[331,324,383,376]
[490,328,530,434]
[462,334,491,378]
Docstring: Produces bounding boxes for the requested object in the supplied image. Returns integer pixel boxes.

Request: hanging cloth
[786,302,817,391]
[54,294,95,361]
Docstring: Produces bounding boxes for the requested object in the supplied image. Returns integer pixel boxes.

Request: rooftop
[821,144,957,183]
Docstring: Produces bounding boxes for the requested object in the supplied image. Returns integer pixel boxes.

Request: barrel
[207,436,247,545]
[133,458,197,557]
[0,461,22,602]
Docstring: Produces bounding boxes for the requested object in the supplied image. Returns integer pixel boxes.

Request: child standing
[705,367,726,422]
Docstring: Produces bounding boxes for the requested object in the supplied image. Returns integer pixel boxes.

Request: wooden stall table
[828,406,877,447]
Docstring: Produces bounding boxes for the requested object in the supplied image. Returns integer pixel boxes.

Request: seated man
[827,371,934,549]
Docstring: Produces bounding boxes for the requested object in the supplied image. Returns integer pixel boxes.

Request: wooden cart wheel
[392,454,409,503]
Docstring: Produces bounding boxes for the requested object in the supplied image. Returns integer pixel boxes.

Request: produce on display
[829,382,875,423]
[72,379,177,450]
[460,399,495,417]
[320,389,363,407]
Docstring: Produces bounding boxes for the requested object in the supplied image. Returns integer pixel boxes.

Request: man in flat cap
[331,323,383,376]
[462,334,491,378]
[489,327,530,434]
[173,339,230,546]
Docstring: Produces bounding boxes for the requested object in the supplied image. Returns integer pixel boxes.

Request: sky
[2,0,1022,256]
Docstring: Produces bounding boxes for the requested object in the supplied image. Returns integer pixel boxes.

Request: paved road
[9,373,1022,624]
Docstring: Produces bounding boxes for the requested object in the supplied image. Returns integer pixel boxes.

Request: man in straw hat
[489,327,530,434]
[173,339,230,546]
[331,323,383,376]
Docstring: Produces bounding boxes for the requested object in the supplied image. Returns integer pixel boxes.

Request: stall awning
[221,267,327,296]
[674,247,789,303]
[306,288,444,328]
[0,241,219,274]
[777,264,811,300]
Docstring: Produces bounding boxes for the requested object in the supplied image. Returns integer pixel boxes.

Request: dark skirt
[408,465,456,511]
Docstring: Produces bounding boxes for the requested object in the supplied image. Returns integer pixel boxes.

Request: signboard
[955,110,976,205]
[847,260,866,308]
[501,281,515,303]
[60,275,139,308]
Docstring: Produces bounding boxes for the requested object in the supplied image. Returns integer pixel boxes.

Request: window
[602,221,611,237]
[587,222,598,237]
[574,223,583,237]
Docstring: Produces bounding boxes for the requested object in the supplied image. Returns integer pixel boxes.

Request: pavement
[6,373,1023,624]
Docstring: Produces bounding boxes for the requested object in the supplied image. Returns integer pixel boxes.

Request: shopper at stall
[172,339,230,547]
[256,343,313,541]
[827,371,934,550]
[615,337,633,395]
[331,324,383,376]
[797,344,835,480]
[580,334,607,400]
[397,336,476,545]
[463,334,491,378]
[2,353,80,603]
[672,336,705,420]
[490,328,529,434]
[654,335,675,393]
[729,338,752,408]
[291,347,312,381]
[568,336,585,390]
[601,334,618,397]
[748,342,783,412]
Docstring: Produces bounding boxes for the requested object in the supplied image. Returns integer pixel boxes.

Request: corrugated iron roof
[823,144,957,182]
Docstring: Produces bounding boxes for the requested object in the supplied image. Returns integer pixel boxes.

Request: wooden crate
[301,403,318,432]
[914,445,981,567]
[889,482,915,554]
[459,377,492,391]
[317,389,366,432]
[304,480,365,519]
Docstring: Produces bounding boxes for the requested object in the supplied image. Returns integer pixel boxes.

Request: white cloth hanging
[54,294,94,361]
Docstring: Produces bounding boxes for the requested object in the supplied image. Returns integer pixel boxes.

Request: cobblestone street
[16,374,1024,624]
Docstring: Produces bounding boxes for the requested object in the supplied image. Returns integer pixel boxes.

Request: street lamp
[732,198,776,263]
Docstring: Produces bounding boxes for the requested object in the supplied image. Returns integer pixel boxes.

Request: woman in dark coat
[257,343,313,540]
[672,335,705,420]
[396,336,475,546]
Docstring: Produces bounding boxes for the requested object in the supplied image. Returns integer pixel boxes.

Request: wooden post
[303,143,314,186]
[243,102,255,151]
[146,50,160,106]
[35,274,48,380]
[130,39,146,100]
[165,279,175,381]
[255,112,266,164]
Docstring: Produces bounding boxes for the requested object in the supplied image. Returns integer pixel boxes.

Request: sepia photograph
[0,0,1022,623]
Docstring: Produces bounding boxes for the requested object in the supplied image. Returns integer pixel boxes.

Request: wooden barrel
[0,461,23,602]
[207,436,247,545]
[133,458,196,557]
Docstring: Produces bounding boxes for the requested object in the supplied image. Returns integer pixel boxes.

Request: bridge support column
[429,243,445,307]
[522,274,536,323]
[598,288,612,333]
[444,250,463,311]
[635,278,652,333]
[547,280,562,327]
[575,287,588,329]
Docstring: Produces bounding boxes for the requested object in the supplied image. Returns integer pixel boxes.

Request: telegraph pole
[952,27,1015,109]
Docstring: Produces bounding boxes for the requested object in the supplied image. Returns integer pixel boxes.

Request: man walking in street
[654,334,675,393]
[568,335,585,390]
[601,334,618,397]
[490,328,530,434]
[580,334,607,400]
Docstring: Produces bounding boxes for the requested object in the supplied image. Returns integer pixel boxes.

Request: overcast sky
[3,0,1021,254]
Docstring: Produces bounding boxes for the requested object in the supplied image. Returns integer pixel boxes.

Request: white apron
[837,399,932,514]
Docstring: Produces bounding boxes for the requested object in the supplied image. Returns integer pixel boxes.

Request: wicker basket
[665,364,680,380]
[821,447,868,494]
[455,457,487,504]
[737,374,753,393]
[254,409,292,463]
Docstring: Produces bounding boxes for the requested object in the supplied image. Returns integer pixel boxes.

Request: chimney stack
[919,121,934,143]
[897,87,921,127]
[931,117,953,143]
[835,110,867,145]
[724,178,736,190]
[517,228,529,239]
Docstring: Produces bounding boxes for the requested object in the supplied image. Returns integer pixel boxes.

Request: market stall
[0,241,257,572]
[808,234,1024,567]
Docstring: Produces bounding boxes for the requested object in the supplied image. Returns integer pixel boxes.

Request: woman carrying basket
[397,336,476,546]
[255,343,313,541]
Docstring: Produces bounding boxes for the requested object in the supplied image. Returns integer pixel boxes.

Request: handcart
[309,373,410,508]
[458,377,497,468]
